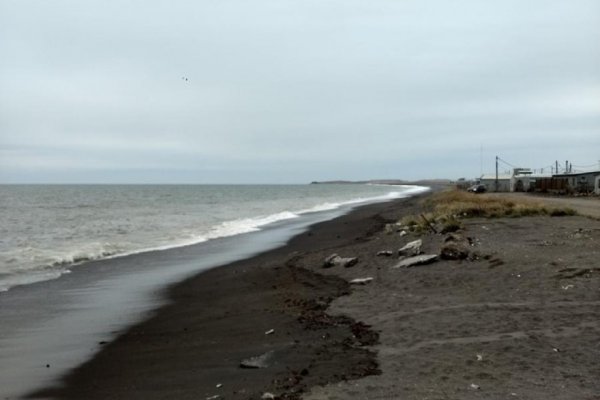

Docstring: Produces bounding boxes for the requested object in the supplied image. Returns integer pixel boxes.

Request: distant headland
[310,179,452,186]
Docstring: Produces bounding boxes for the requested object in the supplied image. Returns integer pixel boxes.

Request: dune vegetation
[398,190,577,233]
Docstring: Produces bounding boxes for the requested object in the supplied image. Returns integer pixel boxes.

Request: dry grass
[398,189,577,233]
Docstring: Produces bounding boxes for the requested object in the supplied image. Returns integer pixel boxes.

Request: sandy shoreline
[28,191,600,399]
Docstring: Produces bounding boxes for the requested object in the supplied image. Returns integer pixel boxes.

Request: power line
[490,156,600,175]
[571,162,599,168]
[496,157,516,168]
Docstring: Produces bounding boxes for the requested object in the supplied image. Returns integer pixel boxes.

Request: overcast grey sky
[1,0,599,183]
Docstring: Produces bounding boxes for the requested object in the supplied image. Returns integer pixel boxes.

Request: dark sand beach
[30,192,600,400]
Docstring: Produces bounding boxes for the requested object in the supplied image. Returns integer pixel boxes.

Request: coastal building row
[477,169,600,194]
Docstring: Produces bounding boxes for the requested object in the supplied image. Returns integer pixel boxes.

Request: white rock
[562,284,574,290]
[350,277,373,285]
[392,254,438,268]
[240,350,274,369]
[398,239,422,256]
[323,254,358,268]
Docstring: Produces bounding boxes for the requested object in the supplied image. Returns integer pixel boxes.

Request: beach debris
[488,257,504,268]
[440,233,470,260]
[476,354,483,361]
[561,284,574,290]
[216,383,223,388]
[384,222,409,233]
[420,213,438,233]
[261,393,276,399]
[470,383,481,390]
[398,239,422,257]
[265,329,275,335]
[553,347,560,352]
[392,254,438,268]
[399,230,407,237]
[323,253,358,268]
[377,250,393,257]
[240,350,274,369]
[554,267,599,279]
[350,277,373,285]
[206,396,220,400]
[384,224,396,234]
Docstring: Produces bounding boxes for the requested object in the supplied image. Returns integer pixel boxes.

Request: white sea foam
[0,184,429,292]
[206,211,301,238]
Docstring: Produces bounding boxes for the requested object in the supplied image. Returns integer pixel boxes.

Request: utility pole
[495,155,499,192]
[565,160,568,174]
[556,160,559,175]
[480,144,483,176]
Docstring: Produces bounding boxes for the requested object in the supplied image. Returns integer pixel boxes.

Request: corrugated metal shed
[479,174,511,192]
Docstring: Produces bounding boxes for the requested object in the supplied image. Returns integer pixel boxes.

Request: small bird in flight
[182,76,189,82]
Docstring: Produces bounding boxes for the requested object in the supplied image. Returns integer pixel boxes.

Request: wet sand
[29,192,600,399]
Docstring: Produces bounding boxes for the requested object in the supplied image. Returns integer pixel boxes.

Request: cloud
[1,0,599,183]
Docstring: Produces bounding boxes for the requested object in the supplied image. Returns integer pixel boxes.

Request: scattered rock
[443,233,465,243]
[261,393,276,399]
[440,233,470,260]
[470,383,480,390]
[440,241,470,260]
[323,254,358,268]
[398,239,422,257]
[399,230,407,237]
[476,354,483,361]
[376,250,393,257]
[350,277,373,285]
[392,254,438,268]
[240,350,274,369]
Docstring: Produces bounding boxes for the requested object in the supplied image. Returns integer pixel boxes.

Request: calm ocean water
[0,184,425,292]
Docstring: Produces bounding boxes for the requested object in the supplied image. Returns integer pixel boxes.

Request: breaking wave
[0,185,429,292]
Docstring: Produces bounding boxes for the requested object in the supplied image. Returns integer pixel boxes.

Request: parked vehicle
[467,184,487,193]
